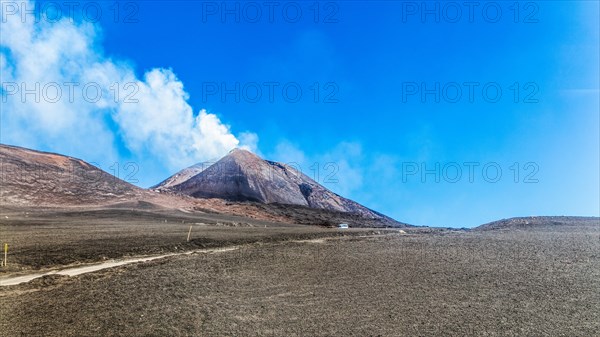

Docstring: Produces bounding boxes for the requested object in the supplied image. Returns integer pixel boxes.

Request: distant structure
[338,223,349,229]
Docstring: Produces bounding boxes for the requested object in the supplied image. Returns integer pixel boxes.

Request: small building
[338,223,349,229]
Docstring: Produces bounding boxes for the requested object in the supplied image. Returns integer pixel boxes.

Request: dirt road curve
[0,246,241,286]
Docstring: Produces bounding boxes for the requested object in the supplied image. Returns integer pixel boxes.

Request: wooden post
[187,225,193,242]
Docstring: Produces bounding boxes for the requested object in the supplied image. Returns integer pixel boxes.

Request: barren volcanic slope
[0,144,143,206]
[0,144,405,226]
[152,162,210,190]
[158,149,402,226]
[474,216,600,231]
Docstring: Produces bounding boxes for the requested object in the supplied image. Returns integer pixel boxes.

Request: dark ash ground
[0,210,598,336]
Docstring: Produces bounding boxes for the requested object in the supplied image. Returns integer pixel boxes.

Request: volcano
[1,144,406,227]
[155,149,398,223]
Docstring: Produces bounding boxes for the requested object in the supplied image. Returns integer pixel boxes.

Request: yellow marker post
[3,243,7,267]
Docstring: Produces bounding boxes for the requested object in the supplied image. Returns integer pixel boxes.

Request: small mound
[474,216,599,231]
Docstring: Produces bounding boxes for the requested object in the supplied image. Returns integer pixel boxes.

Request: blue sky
[1,1,599,227]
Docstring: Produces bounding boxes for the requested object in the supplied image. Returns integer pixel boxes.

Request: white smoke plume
[0,0,257,172]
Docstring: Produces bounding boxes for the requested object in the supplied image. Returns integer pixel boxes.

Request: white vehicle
[338,223,349,229]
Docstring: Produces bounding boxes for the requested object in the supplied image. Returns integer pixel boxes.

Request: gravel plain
[1,219,598,336]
